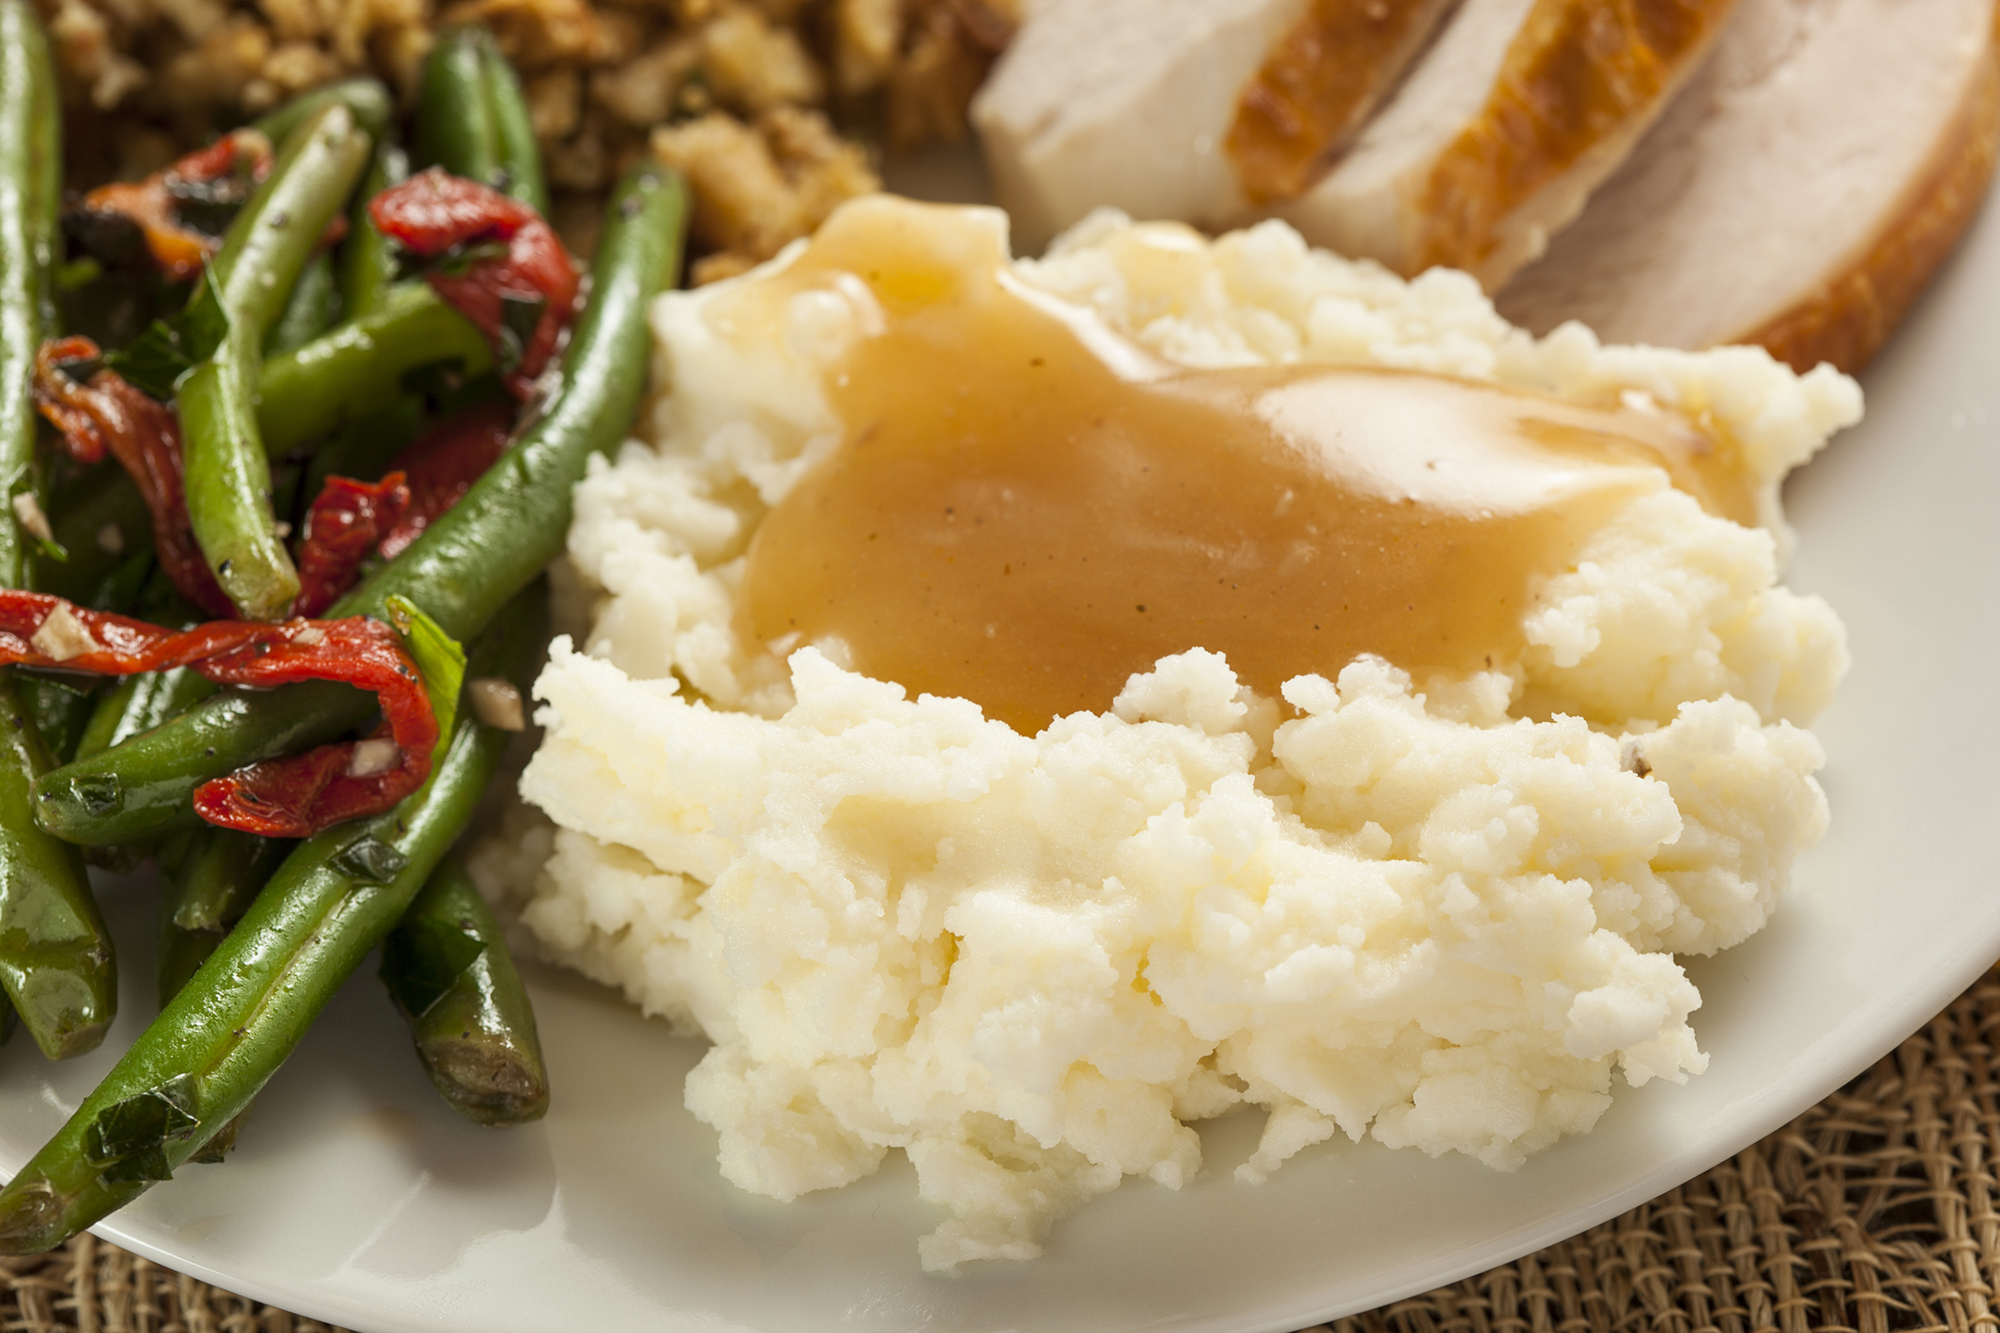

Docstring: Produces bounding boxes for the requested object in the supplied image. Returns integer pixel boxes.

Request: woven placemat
[3,967,1995,1333]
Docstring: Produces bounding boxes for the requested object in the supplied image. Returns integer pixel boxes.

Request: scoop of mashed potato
[489,198,1858,1272]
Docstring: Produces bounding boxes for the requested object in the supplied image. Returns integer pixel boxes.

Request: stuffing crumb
[652,106,880,283]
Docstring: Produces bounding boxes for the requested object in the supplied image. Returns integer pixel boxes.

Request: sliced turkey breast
[1273,0,1739,290]
[1497,0,2000,374]
[1227,0,1465,204]
[970,0,1459,243]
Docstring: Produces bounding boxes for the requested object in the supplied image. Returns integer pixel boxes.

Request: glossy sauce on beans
[737,203,1751,734]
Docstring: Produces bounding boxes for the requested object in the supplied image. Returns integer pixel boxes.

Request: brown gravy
[737,202,1752,735]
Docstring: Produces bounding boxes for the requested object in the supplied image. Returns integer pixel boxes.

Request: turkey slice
[970,0,1459,243]
[1497,0,1999,374]
[1228,0,1466,204]
[1274,0,1739,290]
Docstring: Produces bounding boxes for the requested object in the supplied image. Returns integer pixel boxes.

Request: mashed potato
[484,198,1859,1272]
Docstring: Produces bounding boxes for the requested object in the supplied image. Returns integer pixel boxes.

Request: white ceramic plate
[3,171,1997,1332]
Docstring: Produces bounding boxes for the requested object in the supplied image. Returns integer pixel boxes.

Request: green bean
[157,827,289,1001]
[30,680,373,846]
[0,676,115,1060]
[31,165,687,845]
[417,30,494,188]
[156,827,292,1163]
[417,27,549,213]
[382,855,547,1124]
[208,106,375,337]
[256,283,491,457]
[1,0,58,591]
[2,0,59,589]
[484,60,548,214]
[67,668,213,838]
[0,592,541,1252]
[74,675,181,763]
[339,143,408,323]
[417,28,542,211]
[262,250,339,356]
[176,328,293,619]
[152,903,214,1010]
[180,103,372,621]
[174,1095,241,1162]
[480,34,549,216]
[22,676,98,766]
[251,77,393,149]
[0,0,117,1063]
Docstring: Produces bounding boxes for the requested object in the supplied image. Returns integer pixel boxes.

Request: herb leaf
[386,595,466,742]
[104,267,232,399]
[85,1074,202,1169]
[495,292,545,374]
[70,773,123,816]
[100,1148,174,1184]
[381,917,486,1019]
[329,834,411,885]
[431,240,508,278]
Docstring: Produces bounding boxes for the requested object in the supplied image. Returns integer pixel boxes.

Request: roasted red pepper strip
[290,400,514,615]
[379,400,514,559]
[31,337,235,618]
[369,169,579,394]
[293,472,411,619]
[81,131,273,281]
[199,719,399,837]
[0,591,438,837]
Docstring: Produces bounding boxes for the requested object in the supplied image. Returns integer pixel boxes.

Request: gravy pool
[739,205,1752,733]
